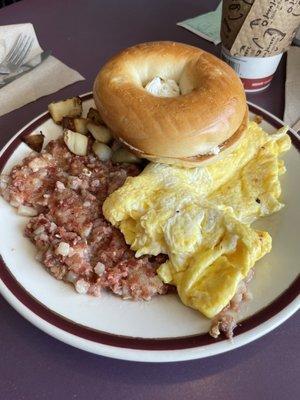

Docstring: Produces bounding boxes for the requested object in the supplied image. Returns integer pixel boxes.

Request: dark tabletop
[0,1,299,399]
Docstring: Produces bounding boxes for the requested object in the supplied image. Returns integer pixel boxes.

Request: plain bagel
[93,41,247,164]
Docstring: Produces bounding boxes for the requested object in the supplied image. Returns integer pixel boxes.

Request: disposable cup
[221,46,283,93]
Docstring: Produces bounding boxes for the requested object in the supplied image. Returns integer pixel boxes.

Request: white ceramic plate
[0,93,299,362]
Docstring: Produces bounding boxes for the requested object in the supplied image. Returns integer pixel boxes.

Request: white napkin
[177,2,222,45]
[293,26,300,46]
[283,46,300,129]
[0,23,84,117]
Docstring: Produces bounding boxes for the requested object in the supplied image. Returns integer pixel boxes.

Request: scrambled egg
[103,122,291,318]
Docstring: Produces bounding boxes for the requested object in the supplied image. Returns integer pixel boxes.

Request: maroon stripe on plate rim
[0,94,299,351]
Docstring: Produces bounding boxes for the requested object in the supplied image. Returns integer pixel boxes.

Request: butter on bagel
[93,41,247,166]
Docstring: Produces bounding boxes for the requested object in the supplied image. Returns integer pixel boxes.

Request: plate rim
[0,92,299,362]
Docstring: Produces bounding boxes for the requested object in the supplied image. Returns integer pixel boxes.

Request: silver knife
[0,50,51,88]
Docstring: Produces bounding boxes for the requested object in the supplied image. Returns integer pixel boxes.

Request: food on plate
[111,148,142,164]
[87,122,113,143]
[63,129,88,156]
[1,136,167,300]
[0,41,291,339]
[92,141,112,161]
[97,41,291,337]
[48,97,82,124]
[87,107,104,125]
[93,41,247,167]
[22,132,45,152]
[253,114,263,125]
[62,117,89,134]
[17,204,39,217]
[144,76,180,97]
[103,121,290,335]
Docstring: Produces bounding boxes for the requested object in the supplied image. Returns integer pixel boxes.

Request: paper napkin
[0,23,84,117]
[284,46,300,128]
[177,2,222,45]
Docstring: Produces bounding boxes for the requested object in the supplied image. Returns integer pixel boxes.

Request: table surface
[0,1,299,399]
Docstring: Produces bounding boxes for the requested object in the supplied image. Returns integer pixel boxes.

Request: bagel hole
[143,74,196,97]
[144,76,180,98]
[139,65,182,88]
[136,62,181,97]
[134,58,197,97]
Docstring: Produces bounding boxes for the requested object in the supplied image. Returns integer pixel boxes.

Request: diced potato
[87,107,104,125]
[23,133,44,152]
[62,117,76,131]
[62,117,88,134]
[74,118,88,134]
[111,140,122,151]
[63,129,88,156]
[56,242,70,256]
[92,141,112,161]
[87,122,112,143]
[112,148,141,163]
[48,97,82,124]
[17,205,38,217]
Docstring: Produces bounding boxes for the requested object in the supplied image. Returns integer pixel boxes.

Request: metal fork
[0,34,34,74]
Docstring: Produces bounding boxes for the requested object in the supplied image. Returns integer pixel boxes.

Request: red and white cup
[221,46,283,93]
